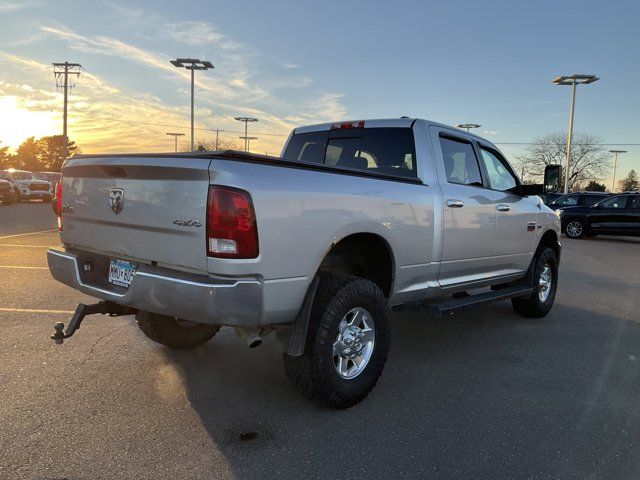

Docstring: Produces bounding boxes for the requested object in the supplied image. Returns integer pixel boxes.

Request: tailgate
[61,155,212,272]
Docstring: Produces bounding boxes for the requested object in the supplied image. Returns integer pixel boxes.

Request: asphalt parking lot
[1,203,639,480]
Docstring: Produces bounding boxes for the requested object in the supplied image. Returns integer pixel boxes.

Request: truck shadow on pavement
[165,303,640,480]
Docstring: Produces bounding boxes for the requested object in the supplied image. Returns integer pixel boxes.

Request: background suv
[560,193,640,239]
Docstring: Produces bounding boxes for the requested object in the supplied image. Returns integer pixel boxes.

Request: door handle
[496,204,511,212]
[447,199,464,208]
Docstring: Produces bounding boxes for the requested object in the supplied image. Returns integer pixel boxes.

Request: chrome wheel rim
[333,307,375,379]
[538,263,553,302]
[566,221,583,238]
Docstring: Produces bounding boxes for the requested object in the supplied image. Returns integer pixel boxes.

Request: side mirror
[520,184,543,196]
[544,164,562,194]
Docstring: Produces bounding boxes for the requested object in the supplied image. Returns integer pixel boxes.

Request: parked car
[547,191,611,209]
[47,118,562,408]
[559,193,640,239]
[0,178,16,205]
[32,171,62,196]
[0,169,52,202]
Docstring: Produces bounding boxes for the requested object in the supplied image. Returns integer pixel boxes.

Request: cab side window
[439,136,482,186]
[478,148,517,192]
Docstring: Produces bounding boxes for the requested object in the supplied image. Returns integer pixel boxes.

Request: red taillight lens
[55,180,63,231]
[207,186,258,258]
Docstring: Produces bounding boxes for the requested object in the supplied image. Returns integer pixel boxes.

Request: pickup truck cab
[48,118,562,408]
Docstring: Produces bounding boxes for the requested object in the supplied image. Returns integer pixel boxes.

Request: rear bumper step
[395,285,534,316]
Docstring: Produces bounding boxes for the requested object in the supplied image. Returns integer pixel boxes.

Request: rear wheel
[136,311,220,349]
[564,219,585,239]
[283,274,391,409]
[512,246,558,318]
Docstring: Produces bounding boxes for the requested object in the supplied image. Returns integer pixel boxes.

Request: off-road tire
[283,274,391,409]
[136,311,220,349]
[511,246,558,318]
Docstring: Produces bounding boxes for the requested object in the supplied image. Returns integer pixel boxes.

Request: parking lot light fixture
[552,74,599,193]
[456,123,481,132]
[609,150,627,192]
[166,132,185,153]
[170,58,214,152]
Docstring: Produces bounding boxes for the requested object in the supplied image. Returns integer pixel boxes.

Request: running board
[394,285,534,317]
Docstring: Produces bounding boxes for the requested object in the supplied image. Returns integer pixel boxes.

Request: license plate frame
[108,259,137,288]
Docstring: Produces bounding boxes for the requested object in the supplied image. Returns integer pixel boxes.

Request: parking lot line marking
[0,265,49,270]
[0,307,75,314]
[0,229,56,240]
[0,244,56,248]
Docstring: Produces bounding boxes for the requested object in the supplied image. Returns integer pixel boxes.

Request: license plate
[108,259,136,288]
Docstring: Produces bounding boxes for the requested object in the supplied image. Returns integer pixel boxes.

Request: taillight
[207,186,258,258]
[56,180,63,231]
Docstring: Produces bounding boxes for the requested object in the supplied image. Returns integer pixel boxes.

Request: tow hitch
[51,301,136,344]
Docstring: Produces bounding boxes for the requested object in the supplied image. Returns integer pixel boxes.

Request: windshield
[282,128,417,178]
[12,171,33,180]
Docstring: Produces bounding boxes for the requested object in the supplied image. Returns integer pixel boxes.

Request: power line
[70,114,640,147]
[78,115,289,136]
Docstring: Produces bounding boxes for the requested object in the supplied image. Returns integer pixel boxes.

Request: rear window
[282,128,417,178]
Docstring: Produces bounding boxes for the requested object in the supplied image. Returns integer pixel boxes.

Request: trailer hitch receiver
[51,301,136,344]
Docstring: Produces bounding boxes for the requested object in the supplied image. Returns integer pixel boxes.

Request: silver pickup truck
[48,118,562,408]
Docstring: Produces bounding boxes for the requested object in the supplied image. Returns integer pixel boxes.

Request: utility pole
[170,58,214,152]
[234,117,258,152]
[166,132,185,152]
[609,150,627,192]
[212,129,224,150]
[53,62,82,161]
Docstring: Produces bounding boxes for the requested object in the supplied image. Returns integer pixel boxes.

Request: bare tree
[516,133,610,191]
[182,137,243,152]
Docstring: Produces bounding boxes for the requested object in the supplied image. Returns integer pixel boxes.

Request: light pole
[609,149,627,193]
[170,58,214,152]
[456,123,481,132]
[239,136,258,152]
[552,74,599,193]
[234,117,258,152]
[166,132,185,153]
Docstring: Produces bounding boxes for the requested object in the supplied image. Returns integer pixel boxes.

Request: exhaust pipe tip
[246,334,262,349]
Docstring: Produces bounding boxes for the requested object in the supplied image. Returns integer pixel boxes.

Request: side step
[395,285,534,317]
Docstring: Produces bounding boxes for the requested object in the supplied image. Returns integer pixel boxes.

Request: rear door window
[439,136,483,186]
[282,128,417,178]
[597,195,628,209]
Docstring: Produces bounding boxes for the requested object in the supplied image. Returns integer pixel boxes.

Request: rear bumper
[47,248,263,327]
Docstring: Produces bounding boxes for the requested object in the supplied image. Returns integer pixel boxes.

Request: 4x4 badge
[109,188,124,214]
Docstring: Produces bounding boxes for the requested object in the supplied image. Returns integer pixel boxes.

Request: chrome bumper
[47,248,263,327]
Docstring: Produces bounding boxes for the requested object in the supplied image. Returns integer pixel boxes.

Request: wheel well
[317,233,394,296]
[538,229,560,258]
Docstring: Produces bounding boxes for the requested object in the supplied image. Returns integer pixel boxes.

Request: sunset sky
[0,0,638,184]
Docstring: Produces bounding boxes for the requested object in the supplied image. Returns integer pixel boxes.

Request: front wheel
[512,246,558,318]
[564,219,585,239]
[136,311,220,349]
[283,274,391,409]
